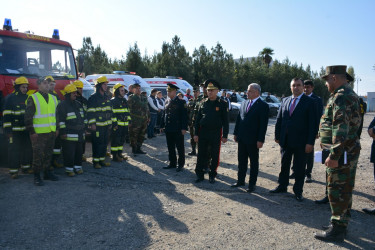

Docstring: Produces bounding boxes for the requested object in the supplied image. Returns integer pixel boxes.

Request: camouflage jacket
[187,97,199,126]
[319,84,361,161]
[127,94,150,123]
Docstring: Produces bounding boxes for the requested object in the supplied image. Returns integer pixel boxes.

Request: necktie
[246,100,253,112]
[289,97,297,116]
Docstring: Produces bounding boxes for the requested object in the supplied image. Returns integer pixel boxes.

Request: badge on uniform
[216,107,220,111]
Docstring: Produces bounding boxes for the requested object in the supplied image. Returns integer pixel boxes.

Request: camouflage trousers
[31,132,55,173]
[129,120,147,148]
[327,157,358,227]
[189,125,196,148]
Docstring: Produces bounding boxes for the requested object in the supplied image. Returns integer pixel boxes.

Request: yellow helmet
[44,76,55,82]
[113,83,124,91]
[14,76,29,85]
[63,83,77,94]
[73,80,84,88]
[95,75,108,85]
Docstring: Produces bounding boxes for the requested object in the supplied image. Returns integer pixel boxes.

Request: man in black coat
[160,83,188,172]
[232,83,269,192]
[271,78,317,201]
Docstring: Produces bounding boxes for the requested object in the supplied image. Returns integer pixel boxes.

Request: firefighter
[45,76,63,169]
[3,76,33,178]
[87,76,113,168]
[56,83,86,176]
[110,83,131,162]
[73,80,88,162]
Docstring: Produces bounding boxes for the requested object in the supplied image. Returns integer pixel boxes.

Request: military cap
[167,83,179,92]
[321,65,347,79]
[346,72,354,82]
[204,79,221,90]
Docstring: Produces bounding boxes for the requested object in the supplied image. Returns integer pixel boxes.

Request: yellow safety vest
[31,92,58,134]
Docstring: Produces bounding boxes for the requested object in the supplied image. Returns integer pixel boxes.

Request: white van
[85,72,152,95]
[80,77,95,100]
[144,76,193,95]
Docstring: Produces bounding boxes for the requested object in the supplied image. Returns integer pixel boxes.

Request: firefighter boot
[34,173,44,186]
[94,162,102,169]
[65,167,75,177]
[118,151,128,161]
[100,161,111,167]
[74,166,83,175]
[52,159,63,168]
[112,153,123,162]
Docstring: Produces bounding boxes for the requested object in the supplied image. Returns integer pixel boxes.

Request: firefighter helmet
[113,83,124,91]
[63,83,77,94]
[95,75,108,85]
[73,80,84,88]
[14,76,29,85]
[44,76,55,82]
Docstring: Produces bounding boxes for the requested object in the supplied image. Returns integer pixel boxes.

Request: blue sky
[2,0,374,95]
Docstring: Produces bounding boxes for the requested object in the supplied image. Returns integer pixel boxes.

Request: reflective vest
[31,92,58,133]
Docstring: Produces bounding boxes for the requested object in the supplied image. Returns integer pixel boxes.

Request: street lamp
[356,77,361,95]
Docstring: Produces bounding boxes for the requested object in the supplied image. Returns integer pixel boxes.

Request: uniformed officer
[3,76,32,178]
[187,87,200,156]
[73,80,88,162]
[24,76,59,186]
[110,83,131,162]
[87,76,113,168]
[314,65,361,242]
[56,84,86,176]
[45,76,63,169]
[127,83,150,154]
[194,79,229,183]
[160,83,188,171]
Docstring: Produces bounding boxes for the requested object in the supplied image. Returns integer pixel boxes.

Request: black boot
[132,146,137,155]
[314,223,347,242]
[188,146,196,156]
[34,173,44,186]
[136,146,146,154]
[44,170,59,181]
[315,196,329,204]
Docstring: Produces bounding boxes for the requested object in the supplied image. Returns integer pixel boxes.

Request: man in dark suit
[303,80,323,183]
[160,84,188,172]
[271,78,316,201]
[232,83,269,192]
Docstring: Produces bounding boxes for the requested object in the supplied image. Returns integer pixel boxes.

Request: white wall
[367,92,375,112]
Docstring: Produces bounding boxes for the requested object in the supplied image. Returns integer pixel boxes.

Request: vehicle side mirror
[78,55,84,73]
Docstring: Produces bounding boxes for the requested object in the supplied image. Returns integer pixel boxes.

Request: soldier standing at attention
[110,83,131,162]
[87,76,113,169]
[3,77,33,178]
[194,79,229,183]
[314,65,361,242]
[127,83,150,155]
[187,87,200,156]
[56,84,86,176]
[45,76,63,169]
[24,77,59,186]
[160,83,188,171]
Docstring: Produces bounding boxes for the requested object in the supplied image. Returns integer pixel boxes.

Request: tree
[125,42,147,76]
[259,47,274,68]
[347,66,355,89]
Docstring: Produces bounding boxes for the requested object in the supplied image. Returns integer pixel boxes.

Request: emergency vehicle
[85,71,152,95]
[0,18,81,162]
[144,76,193,96]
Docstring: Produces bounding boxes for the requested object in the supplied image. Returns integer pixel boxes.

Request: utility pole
[356,77,361,95]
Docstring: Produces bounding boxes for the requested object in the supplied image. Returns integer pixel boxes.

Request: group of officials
[3,65,374,243]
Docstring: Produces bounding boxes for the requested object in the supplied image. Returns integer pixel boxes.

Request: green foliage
[347,66,355,89]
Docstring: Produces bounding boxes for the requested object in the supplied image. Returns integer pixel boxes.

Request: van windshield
[0,35,77,79]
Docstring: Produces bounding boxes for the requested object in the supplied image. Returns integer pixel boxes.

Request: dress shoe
[188,150,196,156]
[289,173,295,179]
[176,166,183,172]
[269,186,287,193]
[163,165,176,169]
[315,196,329,204]
[362,207,375,215]
[246,186,256,193]
[231,182,245,188]
[314,224,347,242]
[195,177,204,183]
[34,173,44,186]
[44,171,58,181]
[295,194,304,202]
[305,176,312,183]
[209,176,215,184]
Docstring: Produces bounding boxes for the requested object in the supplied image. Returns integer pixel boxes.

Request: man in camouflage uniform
[187,87,200,156]
[25,76,59,186]
[314,65,361,242]
[127,83,150,155]
[3,76,33,178]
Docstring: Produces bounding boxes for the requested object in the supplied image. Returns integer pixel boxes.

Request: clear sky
[2,0,374,95]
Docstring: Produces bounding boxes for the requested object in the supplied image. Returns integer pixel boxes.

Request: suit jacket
[160,96,188,133]
[234,98,269,144]
[310,93,324,134]
[275,94,317,148]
